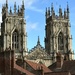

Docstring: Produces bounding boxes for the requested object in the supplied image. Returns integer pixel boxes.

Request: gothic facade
[45,3,74,63]
[0,0,74,67]
[0,0,27,58]
[26,36,52,67]
[0,0,75,75]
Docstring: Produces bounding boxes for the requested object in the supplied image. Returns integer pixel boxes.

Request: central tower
[45,3,74,62]
[0,0,27,58]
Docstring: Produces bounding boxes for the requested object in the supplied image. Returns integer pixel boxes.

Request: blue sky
[0,0,75,52]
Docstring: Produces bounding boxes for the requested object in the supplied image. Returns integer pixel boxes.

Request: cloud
[25,15,29,20]
[42,0,50,4]
[0,0,5,4]
[0,8,2,23]
[25,0,37,8]
[27,22,38,32]
[27,6,44,14]
[71,22,75,26]
[25,0,44,13]
[0,0,43,14]
[0,15,2,23]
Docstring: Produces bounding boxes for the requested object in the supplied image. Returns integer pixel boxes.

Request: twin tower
[45,3,69,19]
[45,3,74,61]
[0,0,27,58]
[0,0,74,61]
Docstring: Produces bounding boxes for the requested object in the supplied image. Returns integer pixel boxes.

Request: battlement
[2,0,25,17]
[45,3,69,20]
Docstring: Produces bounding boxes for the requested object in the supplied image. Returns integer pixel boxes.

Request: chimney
[37,66,44,75]
[56,52,64,69]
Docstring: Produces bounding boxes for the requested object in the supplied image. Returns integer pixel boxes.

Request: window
[58,32,64,50]
[12,30,19,50]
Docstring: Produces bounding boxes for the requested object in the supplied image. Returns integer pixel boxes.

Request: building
[0,49,52,75]
[26,36,52,67]
[28,3,74,66]
[48,52,75,75]
[45,3,74,63]
[0,0,51,75]
[0,0,75,75]
[0,0,27,58]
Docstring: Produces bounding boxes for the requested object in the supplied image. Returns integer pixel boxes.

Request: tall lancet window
[58,32,64,50]
[12,30,19,50]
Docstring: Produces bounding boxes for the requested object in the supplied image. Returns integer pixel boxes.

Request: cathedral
[0,0,74,66]
[45,3,74,62]
[26,3,74,66]
[0,0,75,75]
[0,0,27,59]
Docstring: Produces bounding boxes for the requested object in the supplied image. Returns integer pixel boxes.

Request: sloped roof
[45,71,71,75]
[62,60,75,74]
[25,60,52,73]
[14,63,35,75]
[48,62,57,71]
[26,37,51,60]
[29,36,45,53]
[48,60,75,75]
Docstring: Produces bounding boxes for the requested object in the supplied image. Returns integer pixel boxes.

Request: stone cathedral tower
[0,0,27,58]
[45,3,74,62]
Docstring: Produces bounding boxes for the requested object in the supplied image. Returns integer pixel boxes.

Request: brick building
[48,53,75,75]
[0,50,75,75]
[0,0,75,75]
[0,0,51,75]
[0,50,52,75]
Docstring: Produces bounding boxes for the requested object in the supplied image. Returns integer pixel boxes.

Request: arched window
[58,32,64,50]
[12,30,19,50]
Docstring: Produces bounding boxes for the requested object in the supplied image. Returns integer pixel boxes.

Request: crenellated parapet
[45,3,69,20]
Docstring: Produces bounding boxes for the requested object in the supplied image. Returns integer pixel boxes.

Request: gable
[27,47,49,59]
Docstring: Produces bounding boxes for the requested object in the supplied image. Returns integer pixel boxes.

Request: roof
[48,60,75,75]
[26,37,51,60]
[29,36,45,52]
[48,62,56,71]
[25,60,52,73]
[14,63,35,75]
[26,49,50,60]
[45,71,71,75]
[26,45,51,60]
[62,60,75,74]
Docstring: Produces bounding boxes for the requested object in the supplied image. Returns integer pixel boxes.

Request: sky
[0,0,75,52]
